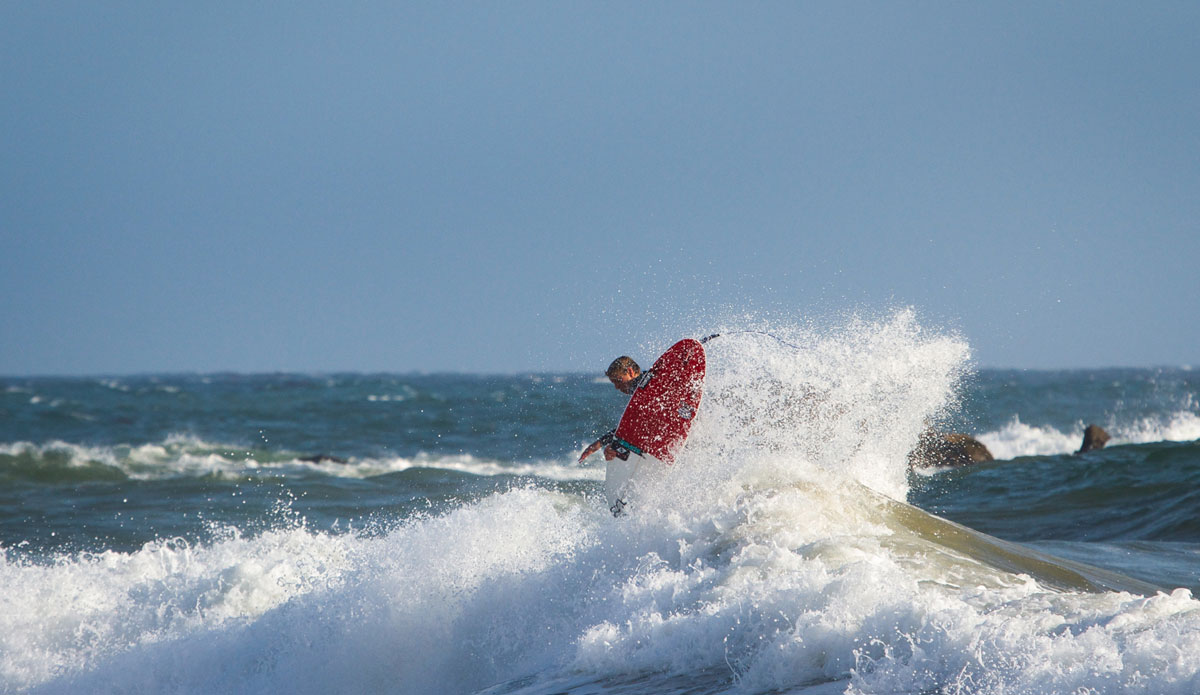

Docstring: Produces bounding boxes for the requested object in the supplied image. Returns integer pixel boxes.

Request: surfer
[578,356,643,462]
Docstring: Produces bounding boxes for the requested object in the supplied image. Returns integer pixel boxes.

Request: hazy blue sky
[3,2,1197,374]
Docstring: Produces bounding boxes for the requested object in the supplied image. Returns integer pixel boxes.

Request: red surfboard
[611,338,707,463]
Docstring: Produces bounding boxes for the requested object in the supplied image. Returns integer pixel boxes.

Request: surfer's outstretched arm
[580,429,619,463]
[579,430,615,463]
[578,438,604,463]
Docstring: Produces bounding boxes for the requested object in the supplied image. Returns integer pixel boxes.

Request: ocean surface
[3,314,1200,694]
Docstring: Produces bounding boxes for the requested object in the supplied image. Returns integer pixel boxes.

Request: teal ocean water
[3,315,1200,694]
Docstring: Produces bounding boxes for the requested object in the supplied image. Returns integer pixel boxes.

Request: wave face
[3,312,1200,694]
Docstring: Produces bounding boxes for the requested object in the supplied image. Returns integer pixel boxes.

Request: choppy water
[3,311,1199,694]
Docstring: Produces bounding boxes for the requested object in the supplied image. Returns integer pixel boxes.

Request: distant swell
[0,439,599,484]
[979,410,1200,460]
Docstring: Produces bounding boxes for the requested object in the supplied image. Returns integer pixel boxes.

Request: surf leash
[697,330,805,352]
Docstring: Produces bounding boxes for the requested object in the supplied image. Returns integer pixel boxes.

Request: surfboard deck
[605,339,706,513]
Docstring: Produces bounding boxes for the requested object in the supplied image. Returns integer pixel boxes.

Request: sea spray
[661,309,971,503]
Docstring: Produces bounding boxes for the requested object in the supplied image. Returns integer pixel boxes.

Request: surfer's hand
[579,438,604,463]
[603,445,629,461]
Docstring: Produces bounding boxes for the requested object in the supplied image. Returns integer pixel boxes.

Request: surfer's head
[606,356,641,394]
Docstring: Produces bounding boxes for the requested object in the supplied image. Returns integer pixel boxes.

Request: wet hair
[606,356,640,378]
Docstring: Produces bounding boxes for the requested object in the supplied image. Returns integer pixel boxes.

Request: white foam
[977,416,1083,459]
[374,453,604,482]
[0,526,354,691]
[365,384,419,402]
[1120,408,1200,446]
[10,472,1200,694]
[289,452,603,483]
[2,489,596,694]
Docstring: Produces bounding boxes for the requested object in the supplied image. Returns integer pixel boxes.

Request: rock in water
[1077,424,1111,454]
[908,431,994,468]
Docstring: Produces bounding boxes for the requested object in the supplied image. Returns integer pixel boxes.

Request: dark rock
[909,431,994,468]
[1077,424,1110,454]
[299,454,349,464]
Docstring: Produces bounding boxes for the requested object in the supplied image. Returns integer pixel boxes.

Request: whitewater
[3,311,1200,694]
